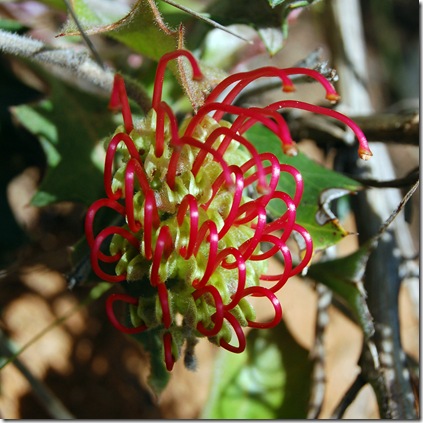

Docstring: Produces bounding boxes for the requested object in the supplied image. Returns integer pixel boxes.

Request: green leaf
[256,27,284,56]
[132,328,171,397]
[307,241,376,339]
[60,0,226,110]
[12,78,116,206]
[33,0,68,10]
[61,0,180,62]
[246,125,362,251]
[0,18,26,32]
[203,321,312,419]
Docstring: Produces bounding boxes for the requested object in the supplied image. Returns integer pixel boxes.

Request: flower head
[85,50,371,371]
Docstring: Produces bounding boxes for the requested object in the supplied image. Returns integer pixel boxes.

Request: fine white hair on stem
[0,30,151,110]
[0,29,113,90]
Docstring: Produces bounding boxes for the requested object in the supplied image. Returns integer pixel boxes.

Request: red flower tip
[152,49,203,110]
[326,92,341,102]
[109,74,134,134]
[283,84,296,93]
[268,100,371,160]
[358,146,373,161]
[163,332,175,371]
[284,67,340,102]
[283,142,298,156]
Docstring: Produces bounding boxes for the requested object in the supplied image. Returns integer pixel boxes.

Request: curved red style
[86,49,371,370]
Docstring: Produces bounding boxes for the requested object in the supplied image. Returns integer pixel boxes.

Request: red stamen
[106,294,147,334]
[268,100,373,160]
[234,200,261,225]
[177,194,199,258]
[163,332,175,371]
[217,248,246,309]
[234,110,298,157]
[237,203,267,260]
[191,126,267,192]
[155,101,180,158]
[91,226,139,283]
[152,50,203,111]
[108,75,121,111]
[204,67,295,106]
[109,74,134,134]
[185,103,292,148]
[262,191,297,239]
[143,189,160,260]
[219,311,246,354]
[207,166,244,239]
[193,285,224,337]
[85,198,126,262]
[150,226,172,286]
[259,242,293,293]
[105,132,140,200]
[279,163,304,207]
[249,237,281,261]
[287,223,313,276]
[250,233,293,282]
[283,67,340,102]
[124,158,151,232]
[174,135,233,187]
[241,286,283,328]
[241,153,281,205]
[157,282,171,328]
[192,220,219,289]
[166,145,182,191]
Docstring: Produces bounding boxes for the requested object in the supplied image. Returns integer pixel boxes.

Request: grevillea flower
[85,50,372,371]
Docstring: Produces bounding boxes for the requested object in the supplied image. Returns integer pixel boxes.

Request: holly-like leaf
[307,241,376,340]
[246,125,362,251]
[61,0,178,62]
[12,77,116,206]
[202,321,312,419]
[60,0,225,109]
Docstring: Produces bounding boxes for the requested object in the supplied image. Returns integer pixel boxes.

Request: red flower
[85,50,371,371]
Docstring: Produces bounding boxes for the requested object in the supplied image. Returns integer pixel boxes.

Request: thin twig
[329,373,367,418]
[160,0,253,44]
[0,330,75,419]
[375,179,419,239]
[0,283,111,371]
[350,167,419,189]
[63,0,105,69]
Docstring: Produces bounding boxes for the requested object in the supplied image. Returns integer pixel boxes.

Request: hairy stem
[0,30,150,111]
